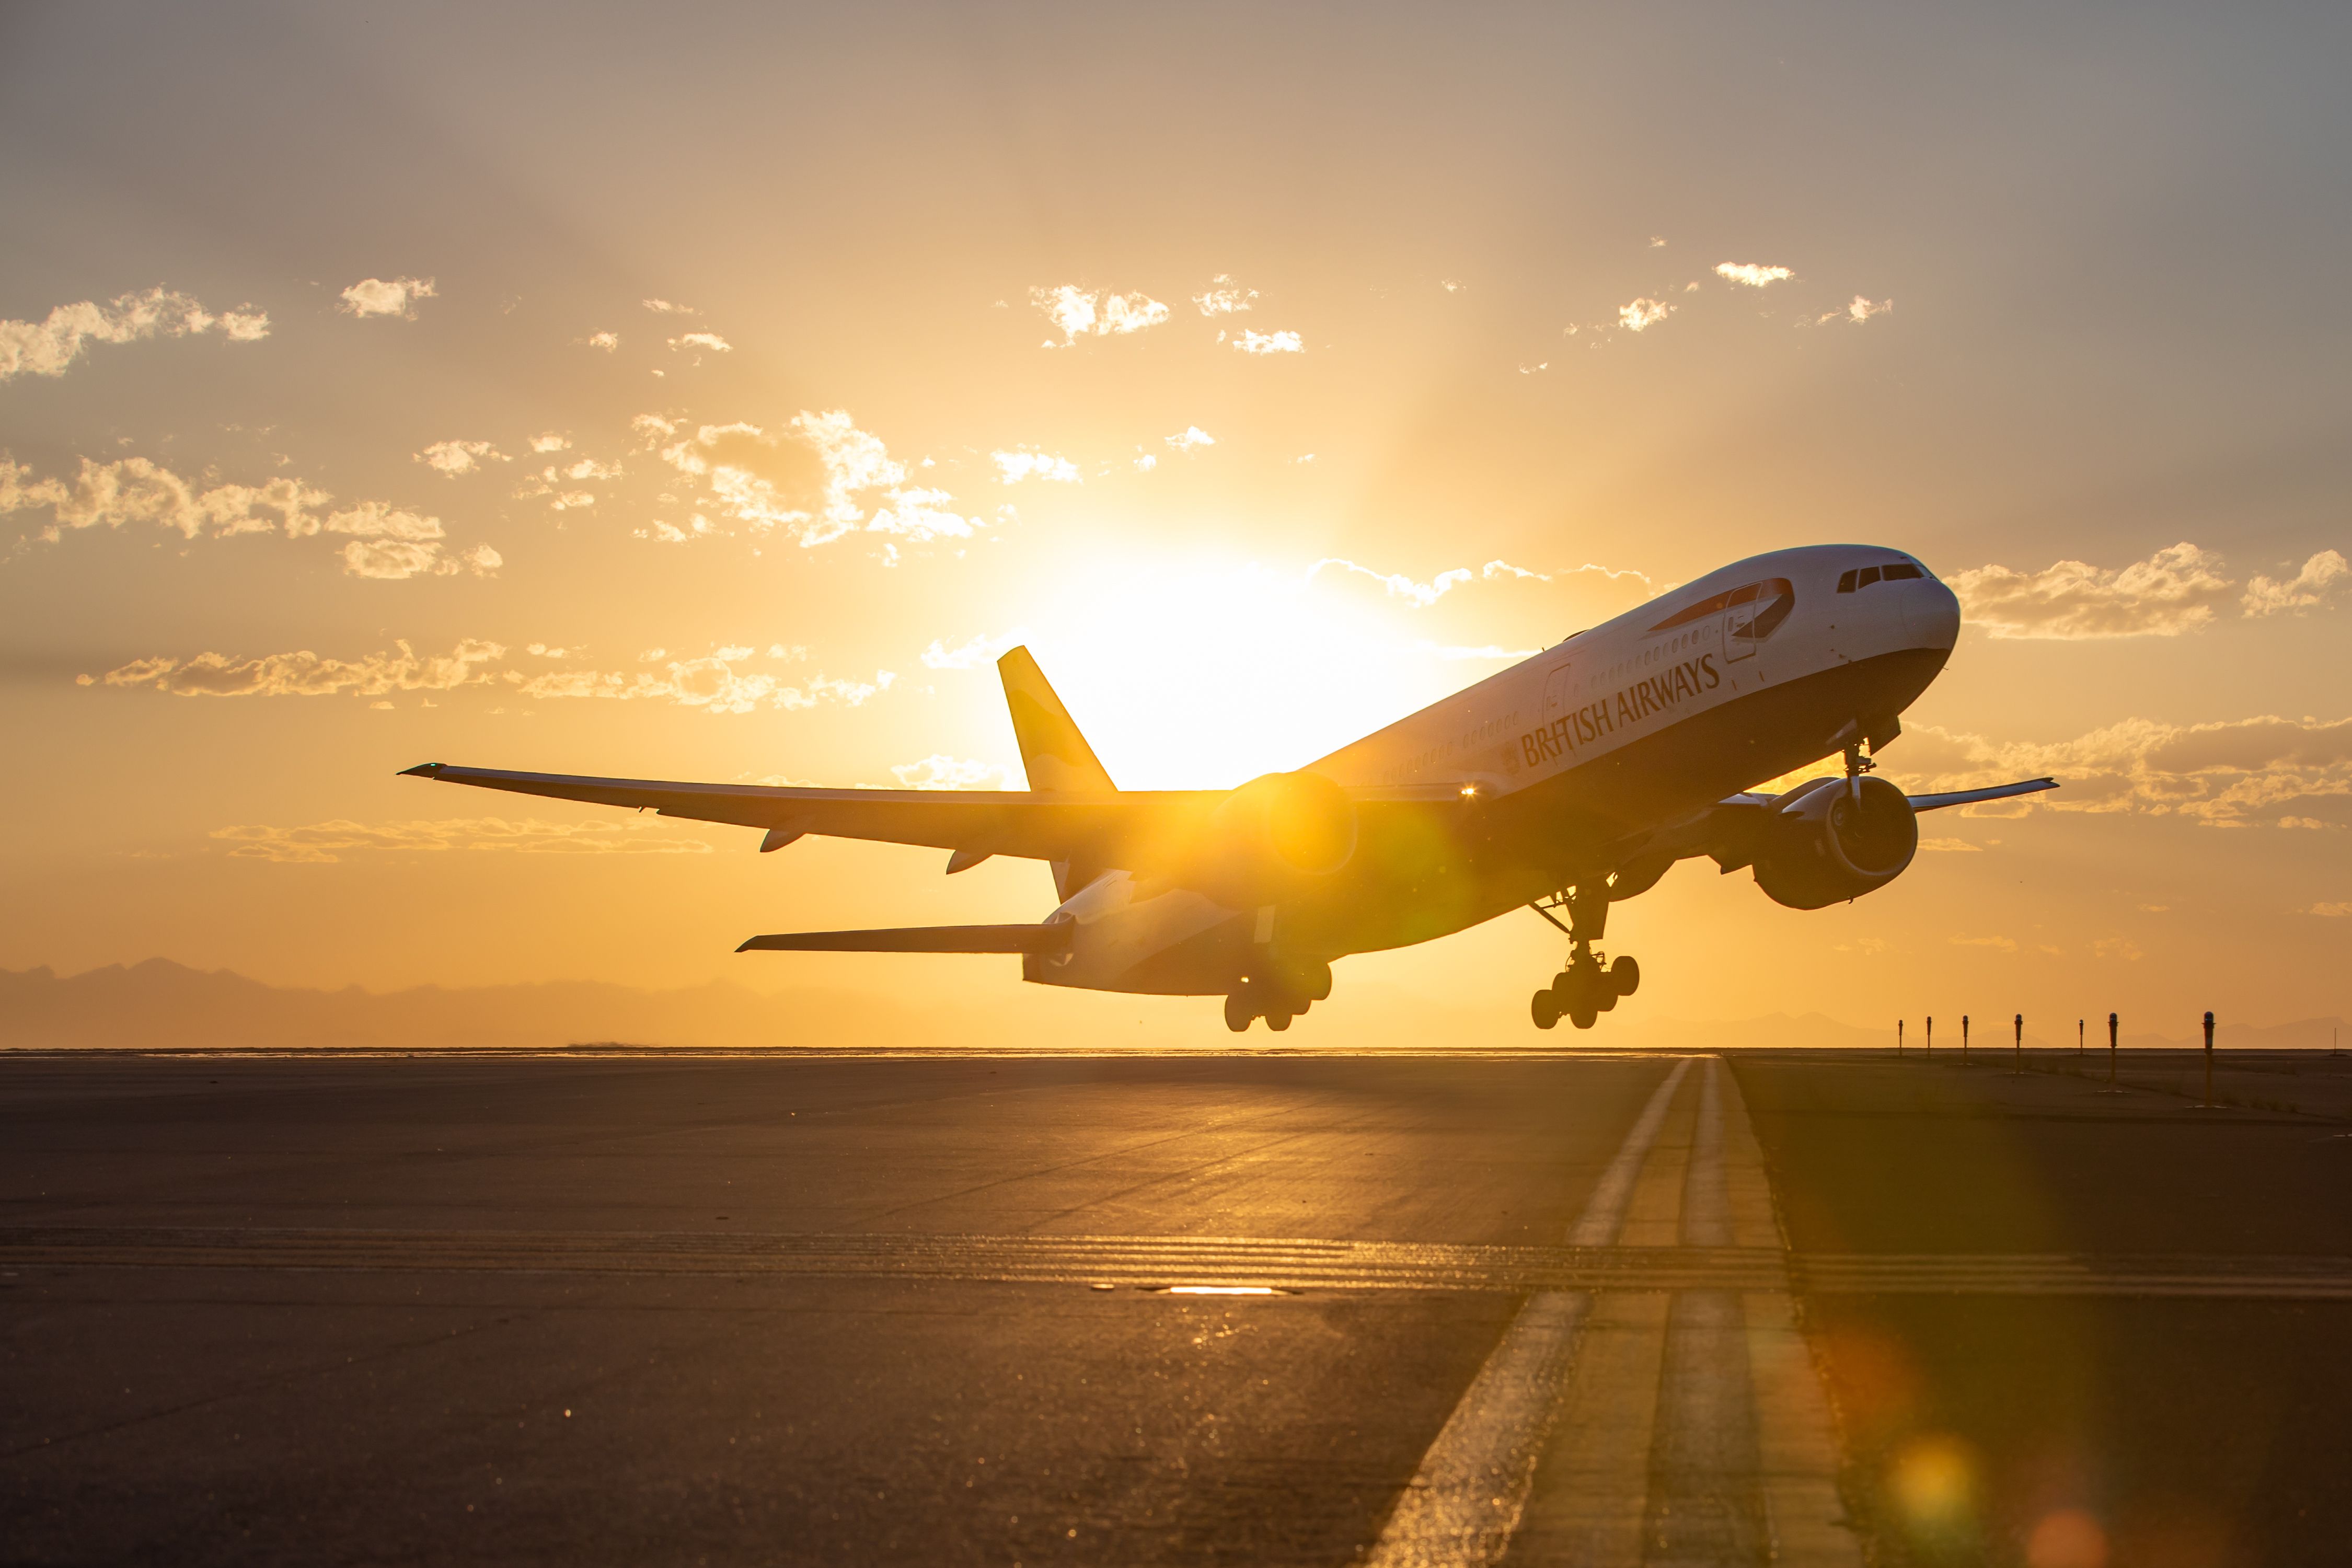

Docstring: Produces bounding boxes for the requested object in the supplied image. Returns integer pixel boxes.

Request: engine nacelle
[1186,770,1358,906]
[1751,775,1919,910]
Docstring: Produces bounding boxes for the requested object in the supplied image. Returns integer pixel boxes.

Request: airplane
[400,543,2056,1032]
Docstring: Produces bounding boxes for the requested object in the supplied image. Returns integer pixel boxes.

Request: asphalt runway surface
[3,1049,2348,1567]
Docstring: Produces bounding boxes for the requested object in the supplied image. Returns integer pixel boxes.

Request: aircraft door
[1542,663,1575,722]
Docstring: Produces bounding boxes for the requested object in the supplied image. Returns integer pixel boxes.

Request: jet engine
[1750,775,1919,910]
[1186,770,1358,905]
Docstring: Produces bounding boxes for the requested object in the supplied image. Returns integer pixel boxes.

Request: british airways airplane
[401,544,2054,1032]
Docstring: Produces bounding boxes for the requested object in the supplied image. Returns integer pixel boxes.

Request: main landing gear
[1224,959,1333,1033]
[1528,886,1640,1031]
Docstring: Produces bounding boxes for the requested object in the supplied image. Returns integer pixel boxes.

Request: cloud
[1821,295,1892,325]
[2309,902,2352,918]
[2243,550,2350,616]
[212,816,710,864]
[0,287,269,379]
[650,410,970,548]
[1892,712,2352,828]
[991,449,1081,485]
[642,298,697,314]
[1715,262,1793,287]
[921,629,1027,669]
[416,440,508,477]
[1133,453,1158,471]
[1031,285,1171,344]
[585,331,619,351]
[1308,557,1554,608]
[890,755,1018,790]
[1165,426,1215,453]
[529,433,570,453]
[1950,543,2245,639]
[1917,837,1984,852]
[1951,935,2019,952]
[338,276,436,319]
[2093,937,2144,960]
[505,656,893,714]
[1194,276,1257,315]
[1618,297,1673,332]
[1232,329,1303,355]
[668,331,731,353]
[88,639,506,697]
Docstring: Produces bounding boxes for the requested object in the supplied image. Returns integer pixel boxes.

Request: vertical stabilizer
[997,647,1117,794]
[998,647,1114,902]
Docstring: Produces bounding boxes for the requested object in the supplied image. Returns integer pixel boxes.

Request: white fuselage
[1031,544,1962,996]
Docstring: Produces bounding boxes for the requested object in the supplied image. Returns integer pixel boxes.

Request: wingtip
[398,762,444,778]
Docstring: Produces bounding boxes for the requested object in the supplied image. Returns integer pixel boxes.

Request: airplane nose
[1911,576,1962,651]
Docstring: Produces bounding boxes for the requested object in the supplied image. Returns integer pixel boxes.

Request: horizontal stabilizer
[736,924,1075,955]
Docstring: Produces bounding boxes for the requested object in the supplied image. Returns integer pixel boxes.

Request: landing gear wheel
[1531,989,1560,1030]
[1264,1010,1293,1033]
[1223,993,1253,1033]
[1609,956,1641,997]
[1569,1005,1599,1030]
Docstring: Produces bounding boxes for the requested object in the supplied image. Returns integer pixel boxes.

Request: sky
[3,0,2348,1043]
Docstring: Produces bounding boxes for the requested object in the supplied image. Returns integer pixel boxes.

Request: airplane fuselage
[1029,544,1961,996]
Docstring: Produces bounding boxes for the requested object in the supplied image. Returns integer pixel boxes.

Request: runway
[4,1050,2348,1565]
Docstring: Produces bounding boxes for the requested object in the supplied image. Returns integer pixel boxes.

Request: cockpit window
[1839,560,1926,593]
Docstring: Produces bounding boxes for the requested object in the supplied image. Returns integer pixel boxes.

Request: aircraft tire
[1569,1005,1599,1030]
[1265,1010,1294,1033]
[1223,993,1253,1033]
[1530,989,1560,1030]
[1610,956,1641,997]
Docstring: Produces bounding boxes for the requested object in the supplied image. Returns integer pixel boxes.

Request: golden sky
[3,2,2348,1040]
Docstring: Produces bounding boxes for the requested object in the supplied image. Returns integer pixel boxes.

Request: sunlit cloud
[1820,295,1893,325]
[921,628,1028,669]
[1232,329,1303,354]
[2243,549,2350,616]
[1618,297,1673,332]
[1893,712,2352,827]
[505,656,893,714]
[1951,934,2019,952]
[1308,556,1553,607]
[0,287,268,380]
[212,816,710,864]
[1193,275,1257,315]
[2309,902,2352,917]
[2,455,495,579]
[668,331,731,353]
[1950,543,2239,638]
[85,639,507,697]
[1165,426,1216,453]
[1714,262,1794,287]
[651,410,967,548]
[1031,284,1171,344]
[416,439,508,477]
[529,433,570,453]
[642,298,697,314]
[1133,452,1158,471]
[890,754,1019,790]
[991,449,1081,484]
[585,331,619,351]
[338,275,436,319]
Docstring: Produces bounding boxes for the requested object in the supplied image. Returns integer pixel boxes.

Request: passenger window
[1883,562,1923,581]
[1858,566,1881,588]
[1837,570,1857,593]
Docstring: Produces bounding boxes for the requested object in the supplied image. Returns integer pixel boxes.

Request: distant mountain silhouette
[0,958,912,1051]
[3,959,2342,1053]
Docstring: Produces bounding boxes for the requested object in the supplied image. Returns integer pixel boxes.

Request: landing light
[1459,783,1480,799]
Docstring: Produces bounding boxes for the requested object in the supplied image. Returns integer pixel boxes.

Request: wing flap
[736,924,1075,954]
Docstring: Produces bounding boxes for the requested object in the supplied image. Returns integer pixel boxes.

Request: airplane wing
[397,762,1469,867]
[1901,777,2059,812]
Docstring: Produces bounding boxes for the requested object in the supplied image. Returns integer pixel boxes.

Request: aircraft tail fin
[997,647,1116,794]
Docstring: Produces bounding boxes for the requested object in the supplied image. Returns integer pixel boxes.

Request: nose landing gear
[1527,886,1641,1031]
